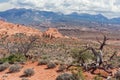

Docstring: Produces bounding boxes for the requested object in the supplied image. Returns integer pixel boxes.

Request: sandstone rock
[43,28,63,38]
[0,20,42,36]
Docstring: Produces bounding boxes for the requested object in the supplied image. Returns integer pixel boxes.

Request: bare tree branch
[99,35,108,50]
[109,51,117,61]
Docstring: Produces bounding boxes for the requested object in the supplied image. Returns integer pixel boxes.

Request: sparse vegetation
[72,67,85,80]
[47,62,56,69]
[0,25,119,80]
[0,33,39,60]
[0,62,9,71]
[57,64,66,72]
[24,68,35,77]
[71,48,94,66]
[56,73,76,80]
[115,70,120,80]
[38,59,48,65]
[9,64,21,73]
[21,78,29,80]
[94,75,103,80]
[0,54,26,64]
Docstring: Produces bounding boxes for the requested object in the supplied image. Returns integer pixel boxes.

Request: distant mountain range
[0,8,120,29]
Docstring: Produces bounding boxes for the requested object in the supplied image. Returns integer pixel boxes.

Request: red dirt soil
[0,62,61,80]
[0,61,118,80]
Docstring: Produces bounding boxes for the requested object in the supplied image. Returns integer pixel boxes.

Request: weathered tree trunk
[79,35,109,73]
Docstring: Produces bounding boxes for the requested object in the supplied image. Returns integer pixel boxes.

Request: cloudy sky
[0,0,120,18]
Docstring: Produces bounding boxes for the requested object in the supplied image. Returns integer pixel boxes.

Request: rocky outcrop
[43,28,63,38]
[0,20,65,39]
[0,20,43,36]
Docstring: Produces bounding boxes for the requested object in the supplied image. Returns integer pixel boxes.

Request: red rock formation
[43,28,63,38]
[0,20,43,36]
[0,21,65,39]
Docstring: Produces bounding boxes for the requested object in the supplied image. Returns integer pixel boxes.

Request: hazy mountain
[0,8,120,28]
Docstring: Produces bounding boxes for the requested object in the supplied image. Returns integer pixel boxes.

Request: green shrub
[24,68,35,77]
[0,62,9,71]
[9,64,21,73]
[56,73,76,80]
[47,62,56,69]
[0,54,26,64]
[40,54,50,60]
[38,60,48,65]
[71,48,94,64]
[72,67,85,80]
[94,75,103,80]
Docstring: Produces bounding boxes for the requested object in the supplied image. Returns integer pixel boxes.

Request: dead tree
[12,33,38,59]
[83,35,109,73]
[19,35,38,59]
[68,35,117,75]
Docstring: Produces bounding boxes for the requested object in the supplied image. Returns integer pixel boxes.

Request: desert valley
[0,19,120,80]
[0,0,120,80]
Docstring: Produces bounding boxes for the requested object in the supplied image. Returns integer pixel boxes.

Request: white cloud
[0,0,120,18]
[0,2,14,11]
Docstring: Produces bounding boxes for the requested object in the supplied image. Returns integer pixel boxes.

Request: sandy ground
[0,62,60,80]
[0,61,118,80]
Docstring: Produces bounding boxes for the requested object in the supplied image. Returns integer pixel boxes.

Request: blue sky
[0,0,120,18]
[0,0,8,3]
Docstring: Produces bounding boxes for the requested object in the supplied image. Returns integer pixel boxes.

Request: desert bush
[115,70,120,80]
[56,73,76,80]
[11,33,39,58]
[9,64,21,73]
[0,54,26,64]
[47,62,56,69]
[57,64,66,72]
[21,78,29,80]
[72,67,85,80]
[24,68,35,77]
[54,61,60,65]
[0,62,9,71]
[94,75,103,80]
[40,54,50,60]
[38,59,48,65]
[71,48,94,65]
